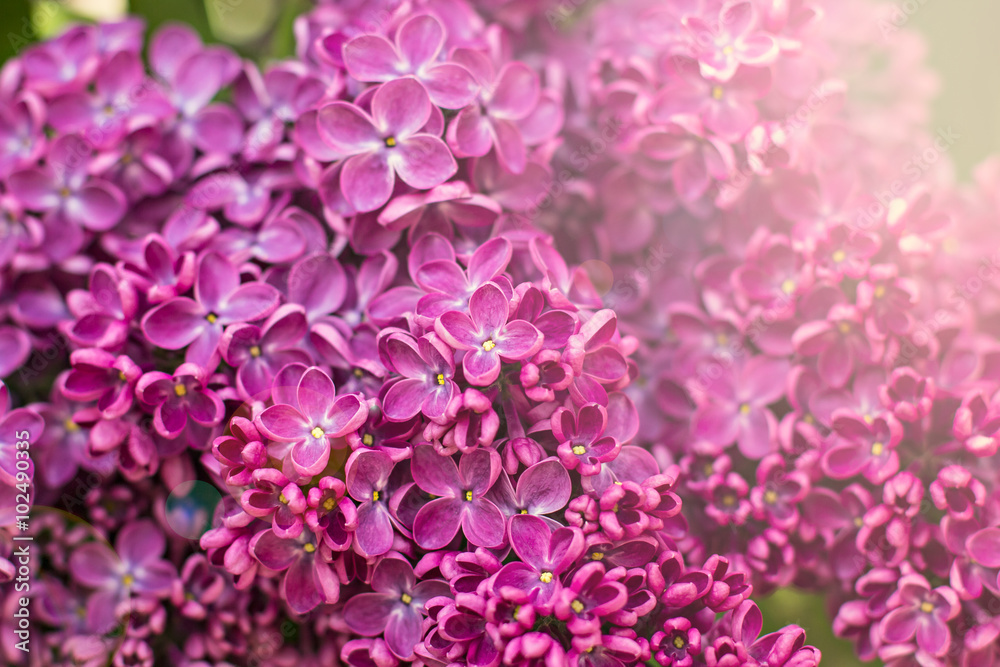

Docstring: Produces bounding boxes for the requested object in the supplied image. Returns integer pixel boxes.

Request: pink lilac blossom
[4,0,986,664]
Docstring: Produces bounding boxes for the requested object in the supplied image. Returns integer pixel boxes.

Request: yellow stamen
[362,434,374,446]
[174,384,187,397]
[311,427,325,439]
[482,339,496,351]
[372,490,380,501]
[572,445,586,455]
[874,285,886,298]
[385,136,397,147]
[722,494,736,507]
[716,333,728,346]
[854,516,863,527]
[920,601,934,613]
[804,414,815,424]
[249,345,261,358]
[673,636,686,649]
[722,45,734,55]
[354,368,364,377]
[279,493,288,504]
[64,419,79,432]
[871,442,884,456]
[401,593,413,604]
[465,490,473,501]
[571,600,585,614]
[838,322,851,334]
[59,187,71,198]
[520,509,528,514]
[206,313,218,323]
[740,404,751,415]
[591,552,604,561]
[118,370,127,381]
[942,238,958,254]
[539,571,553,583]
[764,490,778,504]
[832,250,846,263]
[781,279,796,295]
[436,373,446,385]
[122,574,135,587]
[711,86,723,100]
[863,414,874,424]
[324,497,335,511]
[303,543,315,553]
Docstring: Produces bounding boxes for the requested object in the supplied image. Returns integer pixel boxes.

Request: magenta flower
[648,55,770,141]
[257,366,367,476]
[435,282,543,386]
[68,520,177,630]
[879,574,960,657]
[342,14,478,109]
[9,134,126,234]
[61,263,137,350]
[411,444,505,549]
[692,356,788,460]
[62,348,141,419]
[342,557,450,660]
[240,468,307,539]
[550,403,622,476]
[823,413,902,484]
[116,234,196,304]
[379,331,458,422]
[135,363,225,439]
[682,2,779,81]
[141,252,281,367]
[492,514,585,609]
[249,528,339,614]
[344,448,399,557]
[446,50,540,173]
[317,77,457,212]
[0,93,46,179]
[220,304,312,400]
[488,458,572,530]
[48,51,170,148]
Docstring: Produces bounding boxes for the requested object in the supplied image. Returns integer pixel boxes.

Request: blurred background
[2,0,996,664]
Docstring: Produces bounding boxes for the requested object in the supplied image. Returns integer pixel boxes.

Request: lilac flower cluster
[484,0,1000,665]
[0,2,826,666]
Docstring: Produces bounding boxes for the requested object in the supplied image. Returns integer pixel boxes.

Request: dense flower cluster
[492,0,1000,666]
[0,2,826,666]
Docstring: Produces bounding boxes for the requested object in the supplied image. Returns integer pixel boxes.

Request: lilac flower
[61,263,137,350]
[9,134,127,235]
[414,236,512,319]
[550,403,621,476]
[692,356,788,460]
[435,282,543,386]
[682,2,779,81]
[379,331,458,422]
[249,528,339,614]
[257,366,367,477]
[240,468,306,538]
[880,574,960,657]
[411,444,505,549]
[823,412,902,484]
[447,50,540,173]
[0,93,46,178]
[492,514,586,609]
[141,252,281,367]
[343,557,451,660]
[48,51,170,148]
[344,448,400,556]
[317,77,457,212]
[62,348,141,419]
[487,458,572,530]
[220,304,312,399]
[116,234,196,304]
[68,520,176,630]
[342,14,478,108]
[135,363,225,440]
